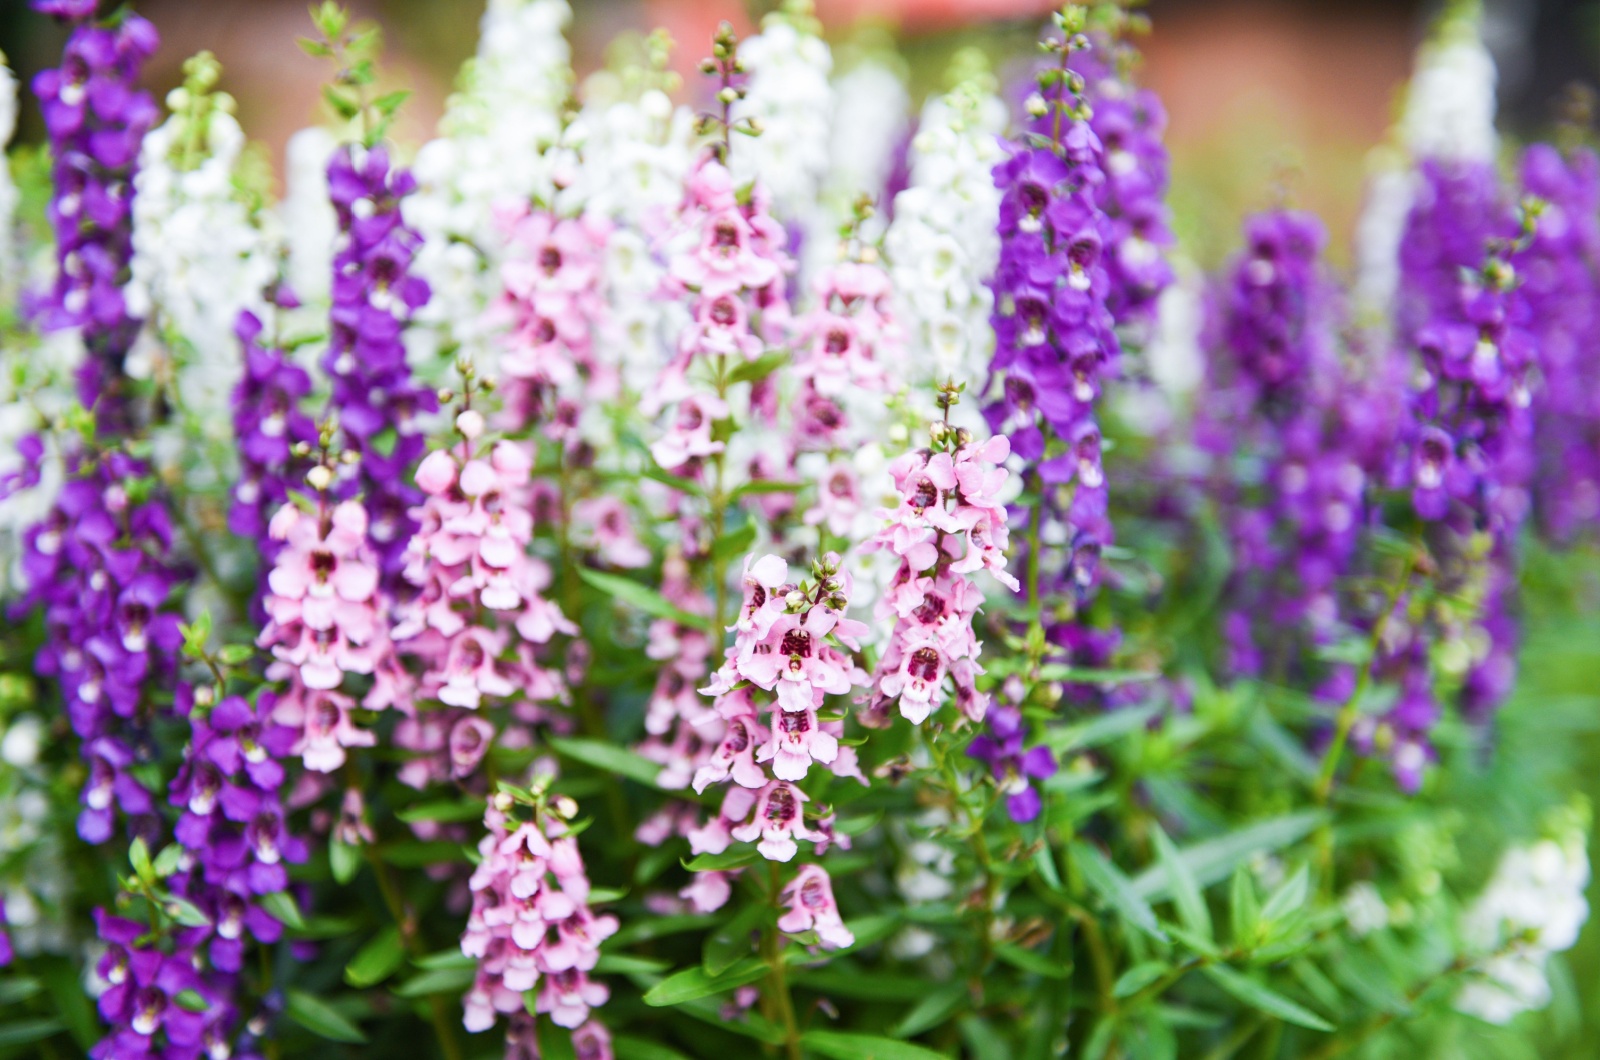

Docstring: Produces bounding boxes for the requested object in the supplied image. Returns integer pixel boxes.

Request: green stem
[762,862,803,1060]
[363,845,465,1060]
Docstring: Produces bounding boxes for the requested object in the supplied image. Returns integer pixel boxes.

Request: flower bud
[306,465,333,491]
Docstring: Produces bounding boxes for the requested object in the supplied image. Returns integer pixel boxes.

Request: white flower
[731,14,833,221]
[1340,881,1389,938]
[1401,19,1498,165]
[405,0,575,376]
[0,49,18,286]
[282,126,339,306]
[128,108,275,434]
[884,70,1005,408]
[1456,826,1591,1024]
[1,715,43,768]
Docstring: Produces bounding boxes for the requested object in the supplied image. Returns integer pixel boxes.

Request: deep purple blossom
[230,291,317,552]
[323,144,435,588]
[29,3,159,430]
[967,704,1057,822]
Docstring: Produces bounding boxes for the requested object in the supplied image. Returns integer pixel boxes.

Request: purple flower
[967,705,1057,822]
[322,144,436,588]
[29,11,159,431]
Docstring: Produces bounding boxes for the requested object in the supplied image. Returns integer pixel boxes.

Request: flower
[966,703,1058,823]
[777,864,854,949]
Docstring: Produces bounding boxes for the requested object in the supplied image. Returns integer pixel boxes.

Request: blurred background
[2,0,1600,262]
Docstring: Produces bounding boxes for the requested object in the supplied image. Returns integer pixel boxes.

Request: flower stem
[362,844,465,1060]
[763,861,802,1060]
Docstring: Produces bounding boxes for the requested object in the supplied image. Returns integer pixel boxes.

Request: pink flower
[692,712,767,792]
[678,870,733,913]
[649,393,728,472]
[734,553,789,637]
[571,497,650,569]
[758,706,839,782]
[270,683,373,773]
[687,786,758,856]
[572,1020,614,1060]
[778,864,854,949]
[733,607,863,713]
[671,203,780,297]
[730,780,823,863]
[803,461,867,538]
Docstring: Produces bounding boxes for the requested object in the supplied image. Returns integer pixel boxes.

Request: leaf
[731,479,804,499]
[165,896,211,928]
[378,840,462,867]
[890,980,967,1038]
[174,990,209,1012]
[413,949,476,971]
[260,890,306,931]
[704,903,766,976]
[345,926,404,988]
[39,958,97,1048]
[1260,865,1310,927]
[1113,961,1169,998]
[1044,703,1161,753]
[1152,825,1212,943]
[607,913,718,949]
[1229,867,1260,949]
[330,838,361,885]
[1199,965,1334,1032]
[1128,811,1327,902]
[1032,846,1063,890]
[994,943,1068,980]
[642,958,767,1006]
[0,976,42,1006]
[129,836,153,882]
[802,1030,949,1059]
[152,843,184,879]
[711,521,758,565]
[726,349,789,385]
[1071,842,1167,942]
[373,89,411,115]
[788,972,931,1001]
[577,568,714,631]
[0,1019,63,1047]
[612,1035,695,1060]
[285,989,367,1044]
[594,954,671,976]
[394,966,476,997]
[550,736,671,788]
[396,800,484,824]
[682,848,759,873]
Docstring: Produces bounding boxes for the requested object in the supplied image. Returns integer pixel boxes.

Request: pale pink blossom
[730,780,824,863]
[778,864,855,949]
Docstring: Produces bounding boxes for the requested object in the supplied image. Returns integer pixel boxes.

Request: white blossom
[1401,19,1498,165]
[884,71,1006,401]
[127,105,275,431]
[731,11,833,222]
[0,50,17,286]
[281,126,339,308]
[1456,824,1590,1025]
[405,0,575,376]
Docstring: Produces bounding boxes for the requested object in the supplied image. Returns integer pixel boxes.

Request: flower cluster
[461,791,615,1043]
[324,144,436,584]
[728,5,833,227]
[986,17,1120,603]
[885,67,1006,397]
[258,492,392,771]
[19,452,181,843]
[391,416,571,786]
[91,909,240,1060]
[229,292,318,555]
[29,0,160,427]
[966,698,1057,823]
[1199,210,1365,677]
[867,424,1016,726]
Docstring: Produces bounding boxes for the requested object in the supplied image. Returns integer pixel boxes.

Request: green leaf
[413,949,476,971]
[373,89,411,115]
[802,1030,948,1059]
[218,643,255,666]
[1072,842,1167,942]
[642,958,768,1006]
[345,926,404,988]
[1199,965,1334,1032]
[1152,825,1212,943]
[726,349,789,386]
[285,989,367,1044]
[890,980,967,1038]
[1128,811,1326,902]
[788,971,930,1001]
[711,521,758,565]
[152,843,184,879]
[1229,868,1260,949]
[0,1019,63,1047]
[577,568,714,631]
[1113,961,1169,998]
[174,989,209,1012]
[0,976,42,1006]
[1032,846,1064,891]
[394,965,476,997]
[594,954,671,975]
[537,1015,580,1060]
[1044,703,1161,753]
[396,800,485,824]
[379,840,465,867]
[330,838,362,885]
[260,890,306,931]
[165,896,211,928]
[550,736,670,788]
[1260,865,1310,927]
[682,848,759,873]
[612,1035,694,1060]
[994,943,1068,980]
[731,478,804,499]
[129,836,153,882]
[704,903,766,976]
[39,958,97,1048]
